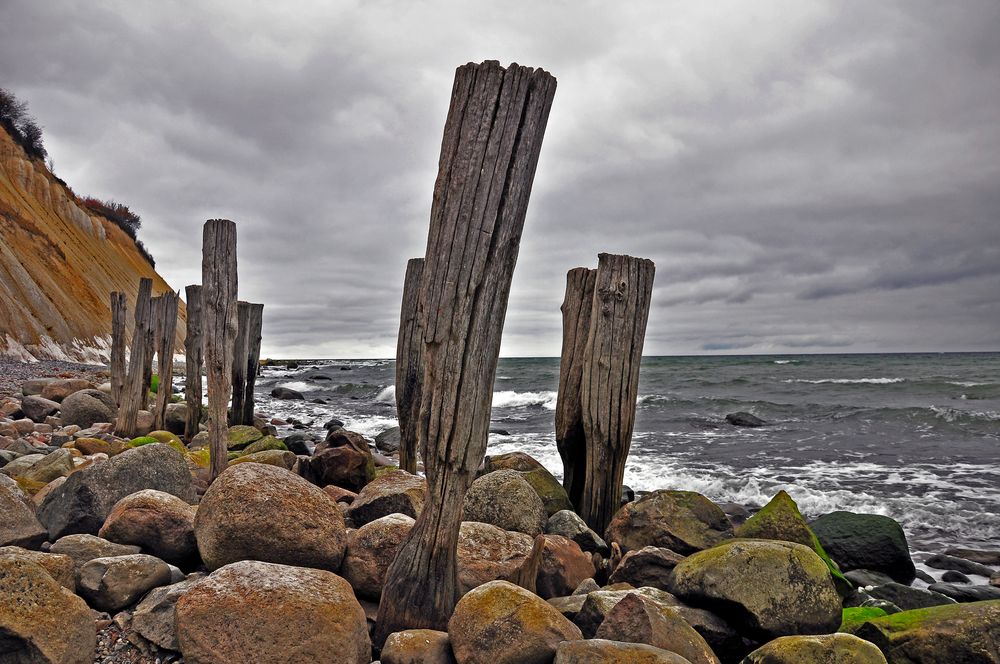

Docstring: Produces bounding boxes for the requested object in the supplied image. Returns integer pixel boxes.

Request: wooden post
[578,253,655,535]
[229,301,251,425]
[240,303,264,426]
[202,219,238,481]
[395,258,424,474]
[184,285,204,440]
[555,267,596,510]
[110,291,127,407]
[153,291,179,430]
[142,297,159,397]
[375,61,556,645]
[115,278,153,437]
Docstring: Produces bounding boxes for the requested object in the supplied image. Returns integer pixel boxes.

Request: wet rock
[463,469,547,536]
[605,490,733,555]
[347,469,426,526]
[944,547,1000,566]
[845,569,896,587]
[740,633,887,663]
[58,388,117,428]
[925,553,996,578]
[609,546,686,590]
[594,592,720,664]
[20,394,61,422]
[375,426,401,453]
[927,582,1000,602]
[942,570,971,583]
[547,509,610,556]
[810,511,915,584]
[341,513,414,600]
[78,553,172,611]
[536,534,597,599]
[554,638,693,663]
[98,489,198,565]
[725,412,765,427]
[270,386,305,400]
[283,432,315,455]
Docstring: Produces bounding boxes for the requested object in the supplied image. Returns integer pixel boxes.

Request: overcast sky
[2,1,998,358]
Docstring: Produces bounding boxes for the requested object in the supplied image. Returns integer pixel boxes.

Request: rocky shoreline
[2,368,999,663]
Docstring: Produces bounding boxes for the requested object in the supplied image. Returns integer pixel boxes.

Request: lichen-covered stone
[810,511,915,585]
[554,639,694,663]
[228,448,297,469]
[382,629,456,664]
[98,489,197,565]
[0,546,75,589]
[226,424,264,449]
[78,553,172,611]
[341,513,414,600]
[740,633,887,663]
[463,469,547,536]
[347,469,426,526]
[605,490,733,555]
[457,521,535,594]
[595,592,720,664]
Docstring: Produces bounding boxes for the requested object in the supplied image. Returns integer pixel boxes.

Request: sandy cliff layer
[0,128,183,361]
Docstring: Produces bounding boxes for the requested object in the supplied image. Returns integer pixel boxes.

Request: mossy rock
[742,633,888,663]
[840,607,889,632]
[227,425,264,450]
[241,436,287,456]
[187,448,211,469]
[14,476,48,495]
[189,431,210,449]
[373,464,400,479]
[736,490,853,596]
[129,436,160,447]
[228,449,297,470]
[147,430,183,446]
[227,451,242,461]
[150,375,160,394]
[518,466,572,516]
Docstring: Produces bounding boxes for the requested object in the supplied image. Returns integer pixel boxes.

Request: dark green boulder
[810,511,915,584]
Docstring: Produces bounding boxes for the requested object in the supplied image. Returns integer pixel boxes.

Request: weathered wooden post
[202,219,238,481]
[115,278,153,437]
[577,253,655,535]
[153,291,179,430]
[142,296,159,397]
[229,301,251,425]
[240,303,264,425]
[110,291,127,406]
[555,267,596,510]
[184,285,203,440]
[395,257,424,474]
[375,61,556,645]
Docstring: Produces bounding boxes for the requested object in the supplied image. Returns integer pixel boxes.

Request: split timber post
[577,253,655,535]
[142,297,159,397]
[554,267,597,510]
[110,291,127,406]
[115,278,153,437]
[229,301,252,425]
[394,257,424,474]
[375,60,556,646]
[184,285,204,440]
[240,303,264,426]
[202,219,238,481]
[153,291,180,430]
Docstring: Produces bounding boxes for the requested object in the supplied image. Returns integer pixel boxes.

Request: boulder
[14,448,75,484]
[0,476,47,547]
[448,580,583,664]
[163,402,188,435]
[73,437,112,455]
[40,378,95,402]
[457,521,535,594]
[926,583,1000,603]
[78,553,172,611]
[229,449,297,470]
[810,511,915,584]
[270,386,305,400]
[554,639,693,663]
[673,605,748,663]
[375,426,402,453]
[605,490,734,555]
[463,469,548,536]
[58,388,117,428]
[609,546,686,590]
[484,452,573,515]
[283,432,314,455]
[866,582,956,611]
[226,424,263,450]
[725,412,765,427]
[48,533,141,580]
[740,633,887,663]
[548,509,610,555]
[37,443,196,539]
[668,540,842,640]
[0,546,75,589]
[575,587,682,638]
[382,629,456,664]
[594,592,720,664]
[924,553,995,578]
[341,513,415,600]
[0,558,96,664]
[302,429,375,491]
[132,574,205,651]
[941,570,971,584]
[194,462,347,571]
[944,548,1000,566]
[536,534,597,599]
[98,489,198,565]
[175,560,370,664]
[0,452,45,477]
[21,377,56,396]
[20,395,60,422]
[347,469,426,526]
[845,570,896,588]
[238,435,287,455]
[324,485,359,504]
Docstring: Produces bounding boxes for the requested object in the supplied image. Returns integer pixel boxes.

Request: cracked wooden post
[578,253,655,535]
[110,291,127,407]
[202,219,238,482]
[153,291,179,430]
[229,301,251,425]
[375,60,556,646]
[555,267,597,510]
[184,285,204,440]
[240,303,264,426]
[395,257,424,474]
[142,296,159,397]
[115,278,153,437]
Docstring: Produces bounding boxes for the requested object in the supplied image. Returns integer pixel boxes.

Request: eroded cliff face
[0,127,183,361]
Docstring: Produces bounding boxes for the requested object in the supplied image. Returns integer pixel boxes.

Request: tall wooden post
[115,278,153,437]
[202,219,238,481]
[229,301,251,425]
[395,258,424,474]
[578,253,655,535]
[142,297,159,397]
[375,61,556,645]
[240,303,264,426]
[110,291,127,406]
[184,285,204,440]
[153,291,180,430]
[555,267,596,510]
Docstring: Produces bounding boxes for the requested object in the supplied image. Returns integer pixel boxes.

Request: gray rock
[0,453,45,477]
[49,533,141,581]
[810,511,916,584]
[925,553,996,577]
[21,378,56,396]
[844,569,896,587]
[283,432,314,456]
[943,547,1000,566]
[725,411,765,427]
[20,395,61,423]
[270,386,304,400]
[866,582,956,610]
[941,570,971,583]
[79,553,172,611]
[374,426,401,453]
[0,476,47,548]
[927,582,1000,602]
[58,389,117,428]
[15,448,74,484]
[132,574,205,651]
[463,469,547,536]
[164,402,188,435]
[547,509,609,555]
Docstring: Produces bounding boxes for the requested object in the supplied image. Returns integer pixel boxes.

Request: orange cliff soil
[0,127,185,362]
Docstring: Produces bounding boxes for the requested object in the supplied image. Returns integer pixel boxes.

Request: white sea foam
[773,360,796,364]
[375,385,396,403]
[785,377,906,385]
[342,414,399,439]
[492,390,558,410]
[930,405,1000,422]
[277,380,320,393]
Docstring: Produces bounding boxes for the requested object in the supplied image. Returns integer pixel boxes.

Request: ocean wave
[492,390,558,410]
[773,359,798,364]
[375,385,396,403]
[930,405,1000,423]
[785,377,906,385]
[276,380,320,393]
[341,414,399,439]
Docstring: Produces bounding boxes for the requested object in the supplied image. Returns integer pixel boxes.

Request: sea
[252,352,1000,561]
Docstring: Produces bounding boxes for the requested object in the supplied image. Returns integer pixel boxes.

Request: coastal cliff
[0,126,182,361]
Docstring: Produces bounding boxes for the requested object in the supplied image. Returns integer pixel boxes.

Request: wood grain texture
[229,301,251,425]
[555,267,596,509]
[240,303,264,425]
[152,291,179,430]
[183,285,203,440]
[115,278,153,437]
[375,60,556,647]
[201,219,238,481]
[395,257,424,474]
[110,291,127,407]
[142,296,157,398]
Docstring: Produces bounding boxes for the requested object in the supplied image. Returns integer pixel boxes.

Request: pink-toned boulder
[99,489,198,565]
[341,513,415,599]
[536,534,597,599]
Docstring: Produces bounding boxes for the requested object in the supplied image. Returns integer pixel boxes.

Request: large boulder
[40,378,94,402]
[457,521,535,594]
[78,553,172,611]
[547,509,610,555]
[554,639,693,663]
[575,587,682,638]
[595,592,720,664]
[347,469,426,526]
[740,633,887,663]
[20,395,60,423]
[463,469,547,536]
[37,443,196,540]
[58,388,117,428]
[132,574,205,651]
[175,560,370,664]
[608,546,686,590]
[0,546,75,589]
[536,534,597,599]
[14,448,75,484]
[0,558,96,664]
[341,513,415,599]
[301,429,375,491]
[194,462,347,571]
[484,452,573,515]
[605,490,733,555]
[98,489,198,565]
[448,580,583,664]
[668,540,842,640]
[810,512,915,584]
[926,583,1000,603]
[381,629,455,664]
[226,425,263,450]
[865,582,956,611]
[0,476,47,547]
